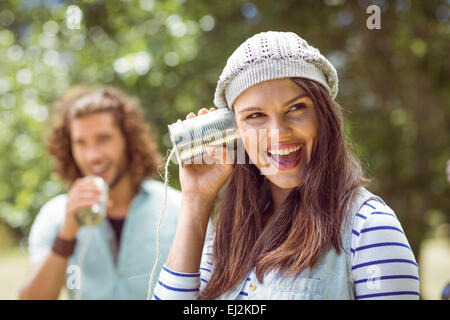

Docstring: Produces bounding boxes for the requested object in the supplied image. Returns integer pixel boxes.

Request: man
[19,86,181,299]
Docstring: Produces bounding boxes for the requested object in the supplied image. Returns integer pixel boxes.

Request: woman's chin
[265,175,302,190]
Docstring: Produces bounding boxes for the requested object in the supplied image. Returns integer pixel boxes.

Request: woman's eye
[246,112,266,120]
[288,103,307,112]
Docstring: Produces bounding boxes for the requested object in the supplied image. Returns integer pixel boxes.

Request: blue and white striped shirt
[350,200,420,299]
[153,199,419,300]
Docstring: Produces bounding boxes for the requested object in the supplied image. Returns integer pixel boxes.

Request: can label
[168,108,240,165]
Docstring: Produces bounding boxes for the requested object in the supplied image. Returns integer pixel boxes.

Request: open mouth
[266,144,304,169]
[91,166,110,178]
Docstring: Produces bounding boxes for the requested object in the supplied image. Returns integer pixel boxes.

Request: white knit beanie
[214,31,338,109]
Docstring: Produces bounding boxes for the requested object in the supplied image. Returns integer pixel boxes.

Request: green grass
[1,236,448,300]
[0,247,69,300]
[0,248,29,299]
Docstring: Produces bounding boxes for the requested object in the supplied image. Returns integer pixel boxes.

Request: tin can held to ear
[75,176,109,226]
[168,108,240,166]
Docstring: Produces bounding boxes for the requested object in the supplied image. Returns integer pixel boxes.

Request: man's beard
[79,156,128,190]
[108,160,128,190]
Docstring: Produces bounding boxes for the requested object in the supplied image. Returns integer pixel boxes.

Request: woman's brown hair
[45,86,162,193]
[200,78,368,299]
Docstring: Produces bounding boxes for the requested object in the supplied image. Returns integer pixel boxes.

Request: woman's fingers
[205,145,233,165]
[186,112,195,119]
[198,108,209,115]
[185,107,216,120]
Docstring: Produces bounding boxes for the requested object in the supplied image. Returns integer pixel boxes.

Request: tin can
[168,108,240,165]
[75,176,109,226]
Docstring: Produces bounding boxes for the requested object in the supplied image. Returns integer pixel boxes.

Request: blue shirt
[28,179,181,299]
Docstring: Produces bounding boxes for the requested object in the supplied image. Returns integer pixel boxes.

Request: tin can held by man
[75,176,109,226]
[168,107,240,166]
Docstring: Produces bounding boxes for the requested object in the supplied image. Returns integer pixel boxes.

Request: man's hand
[60,177,103,239]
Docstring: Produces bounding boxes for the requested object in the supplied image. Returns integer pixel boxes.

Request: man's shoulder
[29,193,68,242]
[137,178,182,219]
[41,193,68,211]
[35,193,68,223]
[140,178,181,198]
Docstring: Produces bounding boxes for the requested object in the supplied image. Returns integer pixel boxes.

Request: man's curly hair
[44,85,162,193]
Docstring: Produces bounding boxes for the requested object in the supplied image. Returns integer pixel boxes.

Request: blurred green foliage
[0,0,449,261]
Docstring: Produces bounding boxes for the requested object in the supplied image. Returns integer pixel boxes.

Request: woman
[153,31,419,300]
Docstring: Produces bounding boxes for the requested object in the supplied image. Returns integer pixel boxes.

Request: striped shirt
[153,199,419,300]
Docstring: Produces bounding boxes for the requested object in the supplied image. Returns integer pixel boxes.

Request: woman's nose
[268,116,292,140]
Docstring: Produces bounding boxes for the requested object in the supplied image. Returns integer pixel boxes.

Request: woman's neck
[270,183,293,212]
[261,182,293,227]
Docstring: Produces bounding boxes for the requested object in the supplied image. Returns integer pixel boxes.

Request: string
[73,226,93,300]
[72,148,175,300]
[146,148,176,300]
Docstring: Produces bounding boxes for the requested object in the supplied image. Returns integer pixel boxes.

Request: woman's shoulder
[352,197,411,247]
[350,198,420,299]
[356,198,401,229]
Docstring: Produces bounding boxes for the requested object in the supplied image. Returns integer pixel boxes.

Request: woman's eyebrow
[282,93,309,107]
[238,93,309,113]
[237,93,309,114]
[238,106,262,114]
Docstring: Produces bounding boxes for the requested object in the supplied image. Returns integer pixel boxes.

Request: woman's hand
[178,108,234,202]
[164,108,234,274]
